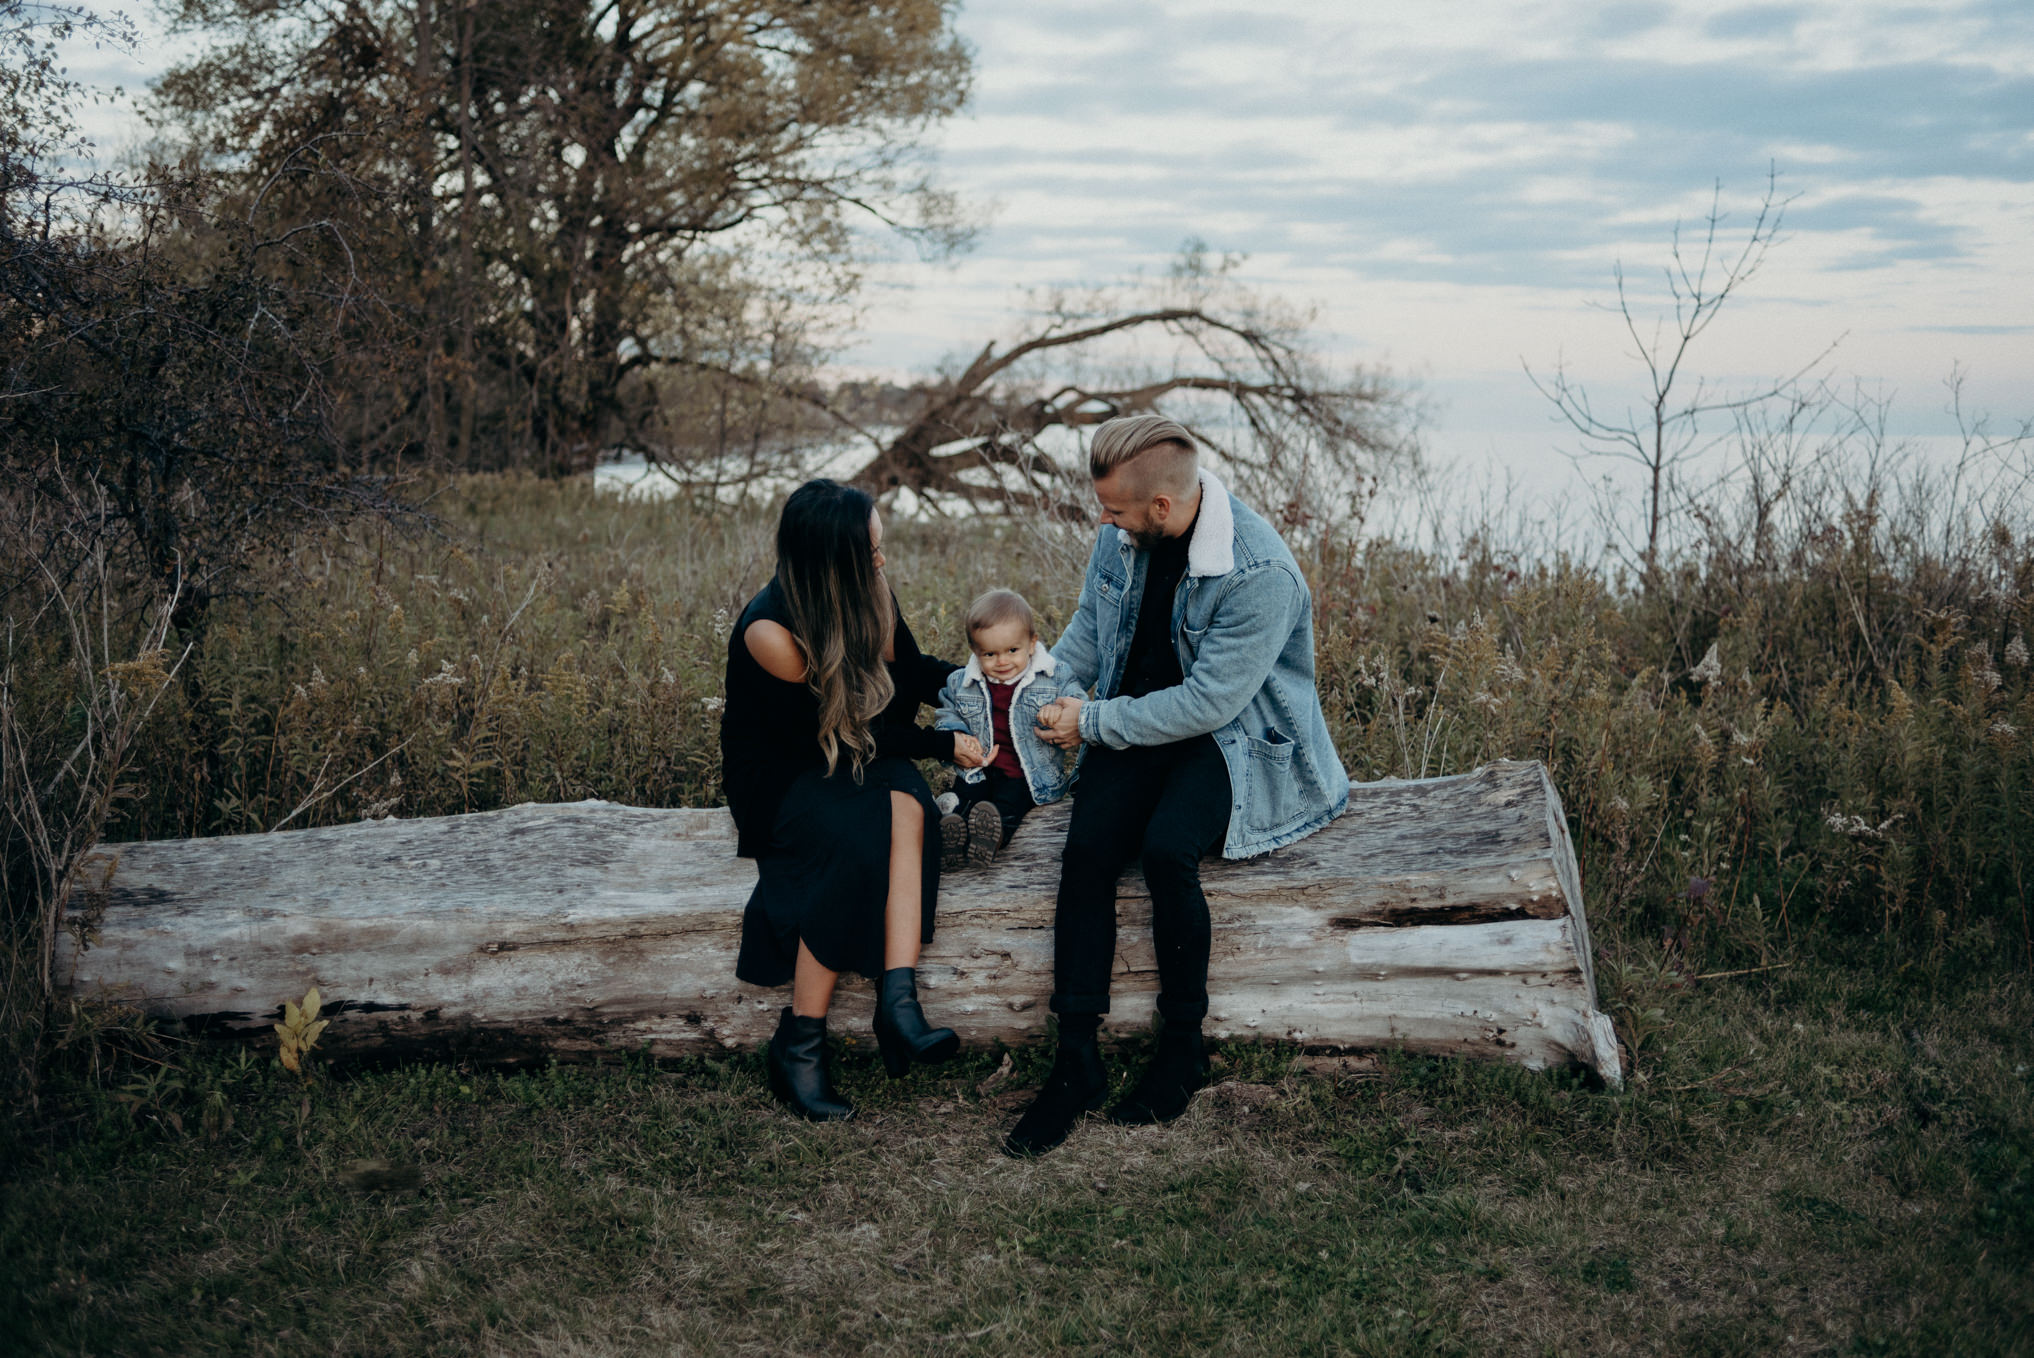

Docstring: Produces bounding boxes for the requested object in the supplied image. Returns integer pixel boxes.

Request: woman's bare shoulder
[744,619,807,682]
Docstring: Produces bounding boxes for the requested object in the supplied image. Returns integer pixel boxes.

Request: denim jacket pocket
[1245,729,1296,763]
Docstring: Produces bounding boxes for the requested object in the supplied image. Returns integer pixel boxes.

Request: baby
[934,588,1076,869]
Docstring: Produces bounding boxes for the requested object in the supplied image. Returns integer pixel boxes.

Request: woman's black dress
[721,577,959,986]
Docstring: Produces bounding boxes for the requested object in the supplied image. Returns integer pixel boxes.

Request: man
[1007,414,1350,1156]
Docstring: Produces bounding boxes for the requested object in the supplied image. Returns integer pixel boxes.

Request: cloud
[1703,6,1807,39]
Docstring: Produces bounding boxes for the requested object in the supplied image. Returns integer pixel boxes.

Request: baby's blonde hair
[965,588,1035,646]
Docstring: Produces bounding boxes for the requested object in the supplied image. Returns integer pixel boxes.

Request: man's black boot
[1108,1024,1208,1125]
[766,1008,854,1121]
[873,967,960,1078]
[1003,1028,1107,1157]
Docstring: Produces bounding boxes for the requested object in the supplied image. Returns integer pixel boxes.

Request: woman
[720,479,989,1119]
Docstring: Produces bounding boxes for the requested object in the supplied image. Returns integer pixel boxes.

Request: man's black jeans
[1051,733,1231,1026]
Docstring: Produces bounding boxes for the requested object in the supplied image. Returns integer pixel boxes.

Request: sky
[58,0,2034,503]
[852,0,2034,498]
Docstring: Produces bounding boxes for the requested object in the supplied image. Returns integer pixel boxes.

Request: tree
[712,248,1420,532]
[1524,171,1831,584]
[3,3,412,620]
[153,0,975,474]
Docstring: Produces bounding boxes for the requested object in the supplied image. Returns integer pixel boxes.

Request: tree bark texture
[57,760,1622,1085]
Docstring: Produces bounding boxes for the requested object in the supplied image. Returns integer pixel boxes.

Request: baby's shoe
[965,801,1002,869]
[939,812,970,872]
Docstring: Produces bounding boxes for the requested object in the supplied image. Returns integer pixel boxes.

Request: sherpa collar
[960,638,1058,684]
[1114,466,1235,577]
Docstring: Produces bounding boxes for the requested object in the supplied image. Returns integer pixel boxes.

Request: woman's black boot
[767,1008,854,1121]
[873,967,960,1078]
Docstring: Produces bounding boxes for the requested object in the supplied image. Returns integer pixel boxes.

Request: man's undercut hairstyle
[966,588,1035,644]
[1088,415,1199,499]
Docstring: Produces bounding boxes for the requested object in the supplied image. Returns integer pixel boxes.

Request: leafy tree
[3,2,410,619]
[153,0,975,473]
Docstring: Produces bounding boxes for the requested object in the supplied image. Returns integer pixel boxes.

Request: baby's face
[971,619,1033,683]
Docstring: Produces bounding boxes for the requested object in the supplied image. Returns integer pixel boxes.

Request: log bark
[57,759,1622,1085]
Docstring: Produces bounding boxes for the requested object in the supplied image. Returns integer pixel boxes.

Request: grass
[6,949,2031,1356]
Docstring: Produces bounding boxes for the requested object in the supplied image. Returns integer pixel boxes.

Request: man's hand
[1035,697,1084,749]
[953,734,992,769]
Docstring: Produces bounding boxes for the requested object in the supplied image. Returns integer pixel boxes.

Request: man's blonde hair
[1088,415,1198,497]
[965,588,1035,644]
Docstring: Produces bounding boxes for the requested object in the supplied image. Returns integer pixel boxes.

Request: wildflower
[1825,810,1903,841]
[1730,726,1755,746]
[422,661,463,687]
[1609,795,1631,815]
[292,683,310,702]
[406,648,420,667]
[701,695,726,713]
[1469,690,1501,711]
[713,607,731,631]
[1688,643,1722,686]
[308,665,328,690]
[1495,654,1527,685]
[659,666,678,685]
[1991,720,2019,739]
[2006,634,2030,668]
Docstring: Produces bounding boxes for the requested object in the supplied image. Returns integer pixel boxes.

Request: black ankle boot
[1003,1031,1107,1157]
[873,968,960,1078]
[767,1008,853,1121]
[1108,1025,1208,1125]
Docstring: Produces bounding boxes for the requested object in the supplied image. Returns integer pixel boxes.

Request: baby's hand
[952,734,990,768]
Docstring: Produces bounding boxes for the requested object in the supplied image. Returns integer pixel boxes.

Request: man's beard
[1127,524,1168,552]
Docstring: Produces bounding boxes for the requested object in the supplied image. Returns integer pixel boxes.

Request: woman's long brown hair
[775,480,895,777]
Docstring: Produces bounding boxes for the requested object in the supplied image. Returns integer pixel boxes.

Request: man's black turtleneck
[1120,506,1198,699]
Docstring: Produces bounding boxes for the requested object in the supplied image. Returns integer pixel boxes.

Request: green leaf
[302,987,322,1022]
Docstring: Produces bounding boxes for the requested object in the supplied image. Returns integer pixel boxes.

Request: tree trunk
[57,760,1621,1084]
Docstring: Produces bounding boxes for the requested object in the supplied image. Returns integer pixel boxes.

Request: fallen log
[57,759,1622,1085]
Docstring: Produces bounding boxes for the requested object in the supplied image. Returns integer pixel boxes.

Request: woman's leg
[884,789,925,969]
[792,939,838,1018]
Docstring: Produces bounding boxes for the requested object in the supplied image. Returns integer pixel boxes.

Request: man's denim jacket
[933,641,1075,805]
[1054,468,1349,858]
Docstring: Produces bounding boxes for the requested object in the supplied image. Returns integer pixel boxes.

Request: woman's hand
[952,734,994,769]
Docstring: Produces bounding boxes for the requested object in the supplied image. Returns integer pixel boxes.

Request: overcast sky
[857,0,2033,492]
[63,1,2034,497]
